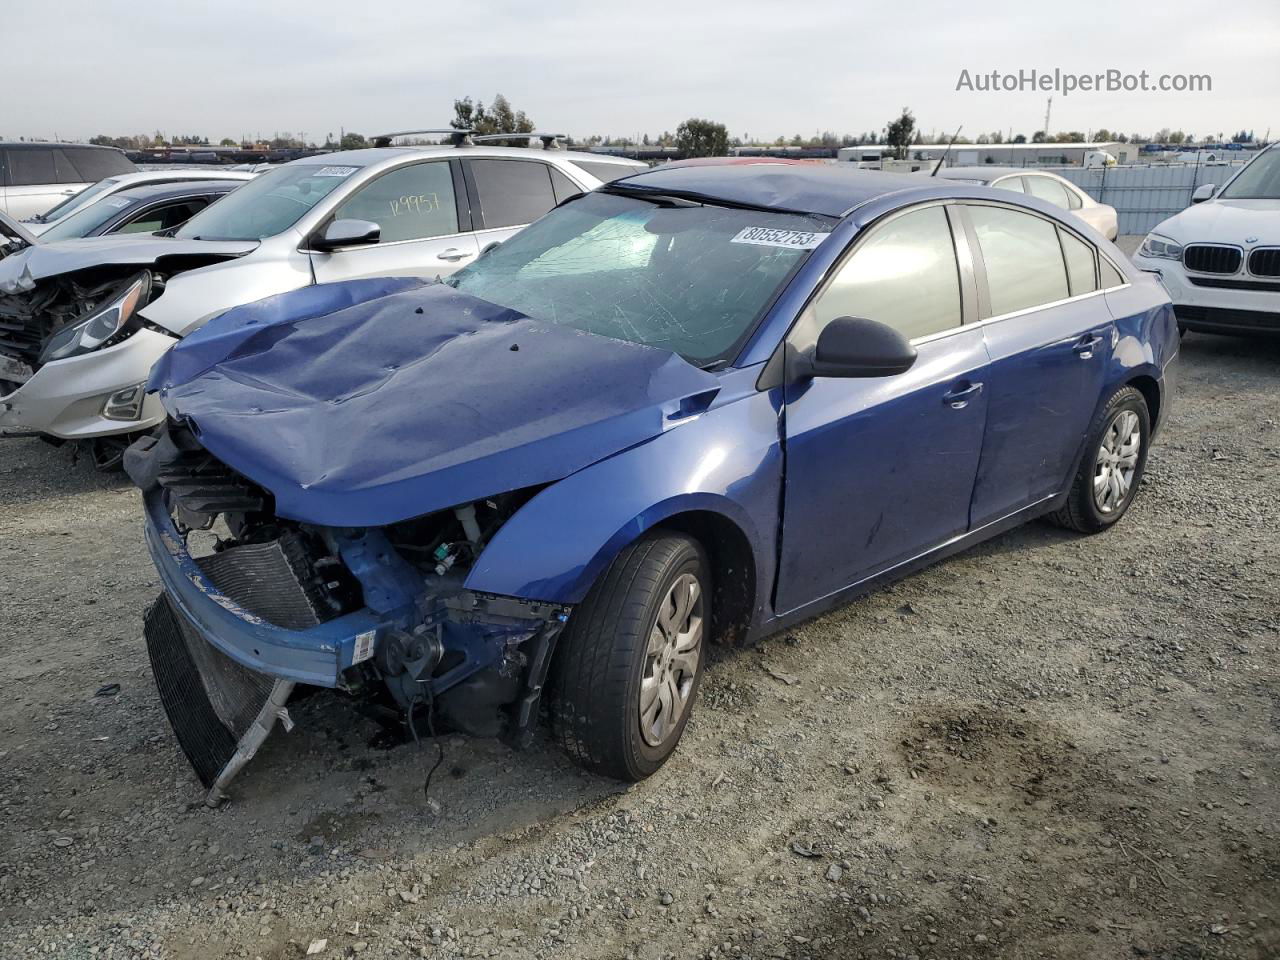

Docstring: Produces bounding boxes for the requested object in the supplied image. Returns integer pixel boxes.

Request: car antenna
[930,125,964,176]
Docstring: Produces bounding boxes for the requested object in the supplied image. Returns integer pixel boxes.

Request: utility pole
[1043,97,1053,140]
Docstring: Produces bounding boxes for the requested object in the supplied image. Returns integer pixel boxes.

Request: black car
[35,181,243,242]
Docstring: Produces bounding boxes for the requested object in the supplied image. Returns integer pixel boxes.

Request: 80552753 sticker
[352,630,376,664]
[730,226,830,249]
[313,165,360,178]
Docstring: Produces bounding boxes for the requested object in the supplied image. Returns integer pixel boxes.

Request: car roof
[937,166,1060,181]
[610,163,933,217]
[109,181,242,203]
[0,141,125,151]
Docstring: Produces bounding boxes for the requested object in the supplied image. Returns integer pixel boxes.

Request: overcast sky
[9,0,1278,144]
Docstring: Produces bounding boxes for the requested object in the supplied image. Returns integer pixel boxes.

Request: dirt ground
[1,328,1277,960]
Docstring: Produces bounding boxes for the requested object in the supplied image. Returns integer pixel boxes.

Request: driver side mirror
[311,218,380,252]
[1191,183,1216,204]
[793,316,918,379]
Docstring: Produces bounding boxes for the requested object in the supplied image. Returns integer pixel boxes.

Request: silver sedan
[935,167,1118,240]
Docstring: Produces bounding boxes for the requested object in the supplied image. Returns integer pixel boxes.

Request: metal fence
[1046,161,1249,236]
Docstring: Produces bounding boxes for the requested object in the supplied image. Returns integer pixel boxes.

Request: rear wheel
[549,532,707,781]
[1049,385,1150,534]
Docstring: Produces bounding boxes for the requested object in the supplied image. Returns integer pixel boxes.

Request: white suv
[1132,144,1280,336]
[0,142,136,219]
[0,138,645,465]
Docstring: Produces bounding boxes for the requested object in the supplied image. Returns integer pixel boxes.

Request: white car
[0,136,645,466]
[0,142,136,220]
[934,167,1119,240]
[1131,144,1280,336]
[24,169,257,236]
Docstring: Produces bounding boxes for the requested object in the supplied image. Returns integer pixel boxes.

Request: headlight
[1138,234,1182,260]
[39,274,152,365]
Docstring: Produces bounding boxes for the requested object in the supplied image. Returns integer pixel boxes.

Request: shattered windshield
[445,191,833,365]
[1219,149,1280,200]
[174,162,360,241]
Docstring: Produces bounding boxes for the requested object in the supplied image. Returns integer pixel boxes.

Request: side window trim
[449,158,473,233]
[1055,224,1099,297]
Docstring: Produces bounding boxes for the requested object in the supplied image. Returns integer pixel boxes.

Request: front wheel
[548,532,708,781]
[1049,385,1151,534]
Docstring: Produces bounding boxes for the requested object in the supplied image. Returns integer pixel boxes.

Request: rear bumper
[142,489,406,687]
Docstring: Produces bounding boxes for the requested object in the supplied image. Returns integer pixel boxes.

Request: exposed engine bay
[0,268,164,390]
[127,420,568,804]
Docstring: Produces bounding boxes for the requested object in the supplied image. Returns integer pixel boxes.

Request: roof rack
[471,132,568,150]
[371,128,473,148]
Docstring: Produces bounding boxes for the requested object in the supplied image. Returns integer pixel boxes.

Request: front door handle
[1073,333,1104,358]
[437,248,473,262]
[942,381,984,409]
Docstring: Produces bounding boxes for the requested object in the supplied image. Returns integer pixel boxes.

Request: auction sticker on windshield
[731,226,829,249]
[313,166,360,178]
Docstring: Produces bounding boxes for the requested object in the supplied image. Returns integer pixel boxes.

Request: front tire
[549,532,708,781]
[1049,385,1150,534]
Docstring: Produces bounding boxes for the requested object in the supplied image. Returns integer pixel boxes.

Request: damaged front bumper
[140,489,568,804]
[0,329,172,439]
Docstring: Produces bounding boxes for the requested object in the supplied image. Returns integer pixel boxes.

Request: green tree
[339,132,368,150]
[1031,130,1047,143]
[675,118,729,158]
[219,137,238,147]
[1093,128,1113,142]
[452,94,534,145]
[885,108,915,160]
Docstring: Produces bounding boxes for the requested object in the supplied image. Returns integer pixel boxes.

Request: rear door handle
[437,248,472,262]
[942,381,983,409]
[1073,333,1104,358]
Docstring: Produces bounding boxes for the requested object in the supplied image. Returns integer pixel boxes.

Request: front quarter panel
[465,367,782,623]
[138,233,313,336]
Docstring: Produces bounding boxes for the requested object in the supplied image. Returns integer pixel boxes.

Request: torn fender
[150,281,722,528]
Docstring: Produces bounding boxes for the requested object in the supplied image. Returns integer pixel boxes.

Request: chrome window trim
[908,283,1127,347]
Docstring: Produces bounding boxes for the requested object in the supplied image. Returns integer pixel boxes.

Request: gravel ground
[1,323,1277,960]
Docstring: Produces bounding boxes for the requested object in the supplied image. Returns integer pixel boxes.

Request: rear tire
[549,532,708,781]
[1049,385,1150,534]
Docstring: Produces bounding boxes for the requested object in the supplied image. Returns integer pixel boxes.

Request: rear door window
[468,160,557,229]
[1058,228,1098,297]
[992,177,1025,194]
[968,204,1069,316]
[332,161,459,243]
[8,149,56,186]
[550,167,583,204]
[1024,176,1072,210]
[65,147,134,180]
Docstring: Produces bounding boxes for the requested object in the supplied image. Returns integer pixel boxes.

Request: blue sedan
[126,162,1177,802]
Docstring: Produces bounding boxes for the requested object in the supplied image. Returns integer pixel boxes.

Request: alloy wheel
[638,572,703,747]
[1093,409,1142,514]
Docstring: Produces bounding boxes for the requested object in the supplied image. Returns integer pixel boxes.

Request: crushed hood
[0,234,258,292]
[150,279,721,527]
